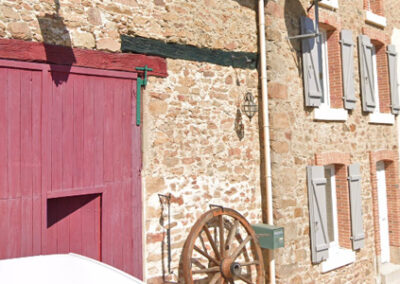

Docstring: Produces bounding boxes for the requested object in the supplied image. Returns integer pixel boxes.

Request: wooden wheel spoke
[209,272,222,284]
[194,245,220,265]
[239,260,259,267]
[203,225,221,260]
[226,220,239,249]
[191,258,206,269]
[199,233,207,253]
[192,266,221,274]
[194,278,209,284]
[230,235,252,260]
[236,275,252,284]
[219,215,225,257]
[214,225,218,251]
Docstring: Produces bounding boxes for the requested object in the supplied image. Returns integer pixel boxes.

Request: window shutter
[348,163,365,250]
[307,166,329,263]
[341,30,356,110]
[358,35,376,112]
[387,45,400,115]
[301,17,322,107]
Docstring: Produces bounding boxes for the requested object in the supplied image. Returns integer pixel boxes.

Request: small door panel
[46,194,101,260]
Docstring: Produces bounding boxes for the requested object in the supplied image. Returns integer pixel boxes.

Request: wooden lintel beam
[0,38,168,77]
[121,35,258,70]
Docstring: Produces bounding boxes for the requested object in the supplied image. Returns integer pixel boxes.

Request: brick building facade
[268,0,400,282]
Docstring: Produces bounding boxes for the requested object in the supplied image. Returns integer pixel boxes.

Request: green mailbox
[251,224,284,250]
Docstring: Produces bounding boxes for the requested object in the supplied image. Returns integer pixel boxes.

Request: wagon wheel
[181,208,264,283]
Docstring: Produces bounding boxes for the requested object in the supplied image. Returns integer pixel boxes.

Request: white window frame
[364,0,387,28]
[324,165,339,251]
[320,0,339,10]
[314,30,348,122]
[320,31,330,109]
[372,47,381,114]
[369,46,395,124]
[376,161,391,263]
[365,11,387,28]
[321,165,355,273]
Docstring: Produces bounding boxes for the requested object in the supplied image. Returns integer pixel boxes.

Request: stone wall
[142,60,263,282]
[0,0,257,52]
[0,0,263,282]
[267,0,400,283]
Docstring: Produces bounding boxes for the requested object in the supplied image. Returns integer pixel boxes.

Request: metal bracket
[307,0,322,12]
[287,0,321,41]
[339,40,354,46]
[347,175,361,181]
[136,65,153,126]
[287,33,320,41]
[158,193,172,200]
[209,204,224,211]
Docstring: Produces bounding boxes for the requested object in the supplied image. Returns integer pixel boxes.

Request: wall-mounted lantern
[242,92,258,120]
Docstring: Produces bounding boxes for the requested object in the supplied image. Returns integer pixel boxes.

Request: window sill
[365,11,387,28]
[369,112,395,125]
[319,0,338,10]
[314,107,348,121]
[321,248,355,273]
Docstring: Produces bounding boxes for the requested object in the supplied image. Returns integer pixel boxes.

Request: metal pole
[258,0,275,283]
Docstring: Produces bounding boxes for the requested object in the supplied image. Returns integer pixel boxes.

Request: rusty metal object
[180,208,265,283]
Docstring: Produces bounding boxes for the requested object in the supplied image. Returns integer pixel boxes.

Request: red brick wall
[327,30,343,109]
[385,161,400,247]
[369,150,400,256]
[315,152,352,249]
[362,28,390,114]
[375,43,391,113]
[362,27,388,44]
[364,0,384,16]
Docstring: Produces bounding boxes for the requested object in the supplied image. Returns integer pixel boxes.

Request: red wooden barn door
[0,60,142,278]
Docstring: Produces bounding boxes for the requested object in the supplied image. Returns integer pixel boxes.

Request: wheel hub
[221,258,242,279]
[230,262,242,277]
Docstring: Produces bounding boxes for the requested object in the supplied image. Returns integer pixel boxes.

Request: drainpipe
[258,0,275,283]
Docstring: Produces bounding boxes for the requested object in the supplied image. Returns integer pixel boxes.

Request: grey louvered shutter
[301,17,322,107]
[358,35,376,112]
[387,45,400,115]
[307,166,329,263]
[341,30,356,110]
[348,163,365,250]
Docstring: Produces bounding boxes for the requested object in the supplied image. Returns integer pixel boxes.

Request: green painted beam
[121,35,258,69]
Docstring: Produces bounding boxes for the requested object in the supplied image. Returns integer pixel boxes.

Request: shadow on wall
[284,0,307,76]
[37,0,76,86]
[232,0,257,10]
[47,194,99,228]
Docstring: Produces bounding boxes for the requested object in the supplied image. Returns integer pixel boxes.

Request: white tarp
[0,253,144,284]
